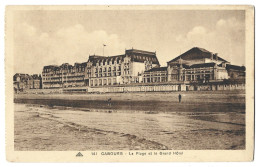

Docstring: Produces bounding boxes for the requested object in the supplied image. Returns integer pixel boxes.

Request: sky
[13,9,245,74]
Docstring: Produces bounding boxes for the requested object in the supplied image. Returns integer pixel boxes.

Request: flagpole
[103,44,107,56]
[103,44,105,56]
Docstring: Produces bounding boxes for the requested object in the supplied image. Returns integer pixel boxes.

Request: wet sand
[15,105,166,150]
[14,91,245,150]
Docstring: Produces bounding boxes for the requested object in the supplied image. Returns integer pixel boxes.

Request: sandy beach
[14,91,245,150]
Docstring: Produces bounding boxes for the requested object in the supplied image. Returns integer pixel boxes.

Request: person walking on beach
[107,98,112,106]
[178,94,182,103]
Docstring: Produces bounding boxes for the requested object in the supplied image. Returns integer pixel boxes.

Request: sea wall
[16,83,245,94]
[20,88,63,94]
[88,83,245,93]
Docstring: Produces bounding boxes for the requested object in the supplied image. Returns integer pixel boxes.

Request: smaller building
[13,73,42,92]
[143,67,168,83]
[226,64,246,80]
[42,62,87,89]
[32,74,42,89]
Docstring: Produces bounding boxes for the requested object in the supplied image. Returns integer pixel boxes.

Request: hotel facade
[39,47,245,90]
[41,48,159,89]
[42,62,87,89]
[85,49,159,87]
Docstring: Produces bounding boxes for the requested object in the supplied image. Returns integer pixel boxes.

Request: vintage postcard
[5,5,254,162]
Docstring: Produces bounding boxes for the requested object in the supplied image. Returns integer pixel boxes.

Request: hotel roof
[168,47,228,63]
[226,64,246,71]
[145,67,167,72]
[190,62,216,68]
[88,48,160,65]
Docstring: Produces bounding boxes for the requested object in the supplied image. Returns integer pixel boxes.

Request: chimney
[215,53,218,61]
[210,53,213,60]
[221,62,226,68]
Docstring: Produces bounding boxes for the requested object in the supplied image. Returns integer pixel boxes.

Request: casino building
[143,47,245,84]
[167,47,230,82]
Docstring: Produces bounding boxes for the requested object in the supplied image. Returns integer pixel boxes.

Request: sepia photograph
[5,5,254,162]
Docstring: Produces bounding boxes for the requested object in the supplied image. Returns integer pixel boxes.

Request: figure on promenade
[178,94,182,103]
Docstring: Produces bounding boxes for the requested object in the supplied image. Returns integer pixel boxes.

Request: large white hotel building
[41,47,245,89]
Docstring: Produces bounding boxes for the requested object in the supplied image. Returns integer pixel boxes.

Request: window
[113,78,117,85]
